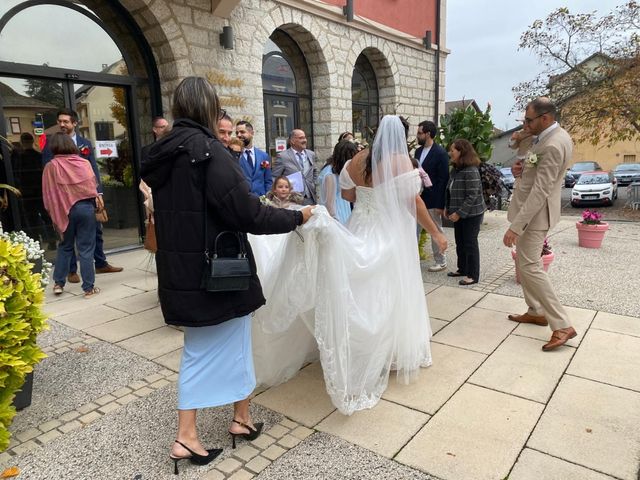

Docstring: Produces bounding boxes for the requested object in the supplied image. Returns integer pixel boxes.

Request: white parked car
[571,171,618,207]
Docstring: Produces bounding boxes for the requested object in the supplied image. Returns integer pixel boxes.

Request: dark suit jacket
[240,147,273,196]
[415,143,449,210]
[42,133,103,193]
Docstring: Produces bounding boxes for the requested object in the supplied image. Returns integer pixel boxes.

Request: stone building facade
[0,0,447,249]
[122,0,447,159]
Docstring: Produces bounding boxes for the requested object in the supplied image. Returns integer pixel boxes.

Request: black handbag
[202,231,251,292]
[200,175,251,292]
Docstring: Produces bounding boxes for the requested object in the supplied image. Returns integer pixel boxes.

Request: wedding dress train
[251,116,432,415]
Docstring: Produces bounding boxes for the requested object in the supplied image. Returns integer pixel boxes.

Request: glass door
[264,93,297,158]
[0,76,142,257]
[73,82,141,251]
[0,75,64,258]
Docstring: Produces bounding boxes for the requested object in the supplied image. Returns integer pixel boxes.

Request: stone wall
[120,0,444,160]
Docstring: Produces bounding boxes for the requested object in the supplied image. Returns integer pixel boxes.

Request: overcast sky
[1,0,619,131]
[445,0,616,131]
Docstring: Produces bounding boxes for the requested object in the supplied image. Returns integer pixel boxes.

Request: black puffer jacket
[141,119,301,327]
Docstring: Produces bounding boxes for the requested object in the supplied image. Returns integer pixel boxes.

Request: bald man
[503,97,576,351]
[272,129,317,205]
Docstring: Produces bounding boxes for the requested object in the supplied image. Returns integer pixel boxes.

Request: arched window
[262,29,312,158]
[352,53,379,142]
[0,1,160,253]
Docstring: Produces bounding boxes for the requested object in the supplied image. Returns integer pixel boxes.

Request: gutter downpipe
[434,0,441,124]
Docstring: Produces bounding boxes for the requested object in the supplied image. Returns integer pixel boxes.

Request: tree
[513,1,640,146]
[24,66,64,107]
[437,103,494,161]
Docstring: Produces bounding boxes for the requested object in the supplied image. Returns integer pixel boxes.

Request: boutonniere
[525,151,539,168]
[260,160,270,170]
[79,145,91,157]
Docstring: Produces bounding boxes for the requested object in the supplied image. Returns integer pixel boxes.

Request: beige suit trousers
[516,229,570,331]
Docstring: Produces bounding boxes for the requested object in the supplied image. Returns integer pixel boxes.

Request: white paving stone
[528,375,640,480]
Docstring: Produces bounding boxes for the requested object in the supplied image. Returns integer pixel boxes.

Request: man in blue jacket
[235,121,272,196]
[42,109,122,282]
[415,120,449,272]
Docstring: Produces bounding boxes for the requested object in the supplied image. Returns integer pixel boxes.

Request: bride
[250,115,447,415]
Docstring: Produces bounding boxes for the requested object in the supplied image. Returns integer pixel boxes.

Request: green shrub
[0,238,48,451]
[437,104,495,161]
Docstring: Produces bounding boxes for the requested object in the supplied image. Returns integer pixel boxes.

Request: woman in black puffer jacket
[141,77,311,474]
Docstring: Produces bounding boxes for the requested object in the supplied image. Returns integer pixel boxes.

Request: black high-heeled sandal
[169,439,222,475]
[228,419,264,449]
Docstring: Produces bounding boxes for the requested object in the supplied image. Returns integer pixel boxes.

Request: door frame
[0,63,146,247]
[263,92,301,156]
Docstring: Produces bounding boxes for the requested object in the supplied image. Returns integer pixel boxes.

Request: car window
[572,163,597,172]
[577,174,610,185]
[615,164,640,172]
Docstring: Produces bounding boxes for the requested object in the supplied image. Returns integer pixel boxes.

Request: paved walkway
[2,212,639,480]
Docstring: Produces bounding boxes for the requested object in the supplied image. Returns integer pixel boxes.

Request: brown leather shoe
[67,272,80,283]
[542,327,577,351]
[95,263,123,274]
[507,313,548,326]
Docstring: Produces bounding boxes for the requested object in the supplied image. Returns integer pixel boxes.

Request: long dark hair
[171,77,220,136]
[331,140,358,175]
[451,138,481,168]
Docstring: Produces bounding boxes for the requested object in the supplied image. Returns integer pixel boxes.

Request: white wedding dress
[250,116,432,415]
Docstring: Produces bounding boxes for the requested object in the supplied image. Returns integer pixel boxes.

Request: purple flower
[581,209,603,225]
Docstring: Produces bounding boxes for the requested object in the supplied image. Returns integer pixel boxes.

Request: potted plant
[576,209,609,248]
[0,229,48,451]
[512,237,555,284]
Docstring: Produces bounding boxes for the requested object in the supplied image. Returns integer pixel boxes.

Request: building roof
[548,52,612,86]
[492,124,523,139]
[0,81,58,110]
[445,99,481,115]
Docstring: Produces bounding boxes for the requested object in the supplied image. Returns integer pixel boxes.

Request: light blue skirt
[177,315,256,410]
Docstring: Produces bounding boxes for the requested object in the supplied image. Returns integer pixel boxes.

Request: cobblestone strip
[4,369,177,458]
[472,262,515,293]
[39,334,100,357]
[202,418,315,479]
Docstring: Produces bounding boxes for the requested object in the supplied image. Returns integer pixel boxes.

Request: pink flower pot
[511,249,555,284]
[576,222,609,248]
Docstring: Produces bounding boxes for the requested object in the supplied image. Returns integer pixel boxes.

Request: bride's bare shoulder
[346,148,368,184]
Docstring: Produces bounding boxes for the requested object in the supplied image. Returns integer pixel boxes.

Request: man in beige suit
[503,98,576,351]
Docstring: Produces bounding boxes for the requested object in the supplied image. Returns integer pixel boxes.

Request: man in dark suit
[236,121,272,196]
[272,129,317,205]
[415,120,449,272]
[42,109,122,282]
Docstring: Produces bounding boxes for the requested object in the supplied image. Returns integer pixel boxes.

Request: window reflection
[0,3,126,75]
[352,54,379,142]
[262,29,313,158]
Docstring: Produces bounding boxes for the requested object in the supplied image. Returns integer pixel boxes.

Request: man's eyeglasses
[524,111,550,124]
[218,108,227,120]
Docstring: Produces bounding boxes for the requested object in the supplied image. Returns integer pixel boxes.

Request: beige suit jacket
[507,125,573,235]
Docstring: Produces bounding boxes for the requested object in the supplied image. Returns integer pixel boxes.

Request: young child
[265,176,304,208]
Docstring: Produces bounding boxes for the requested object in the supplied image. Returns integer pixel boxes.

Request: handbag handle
[212,231,247,259]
